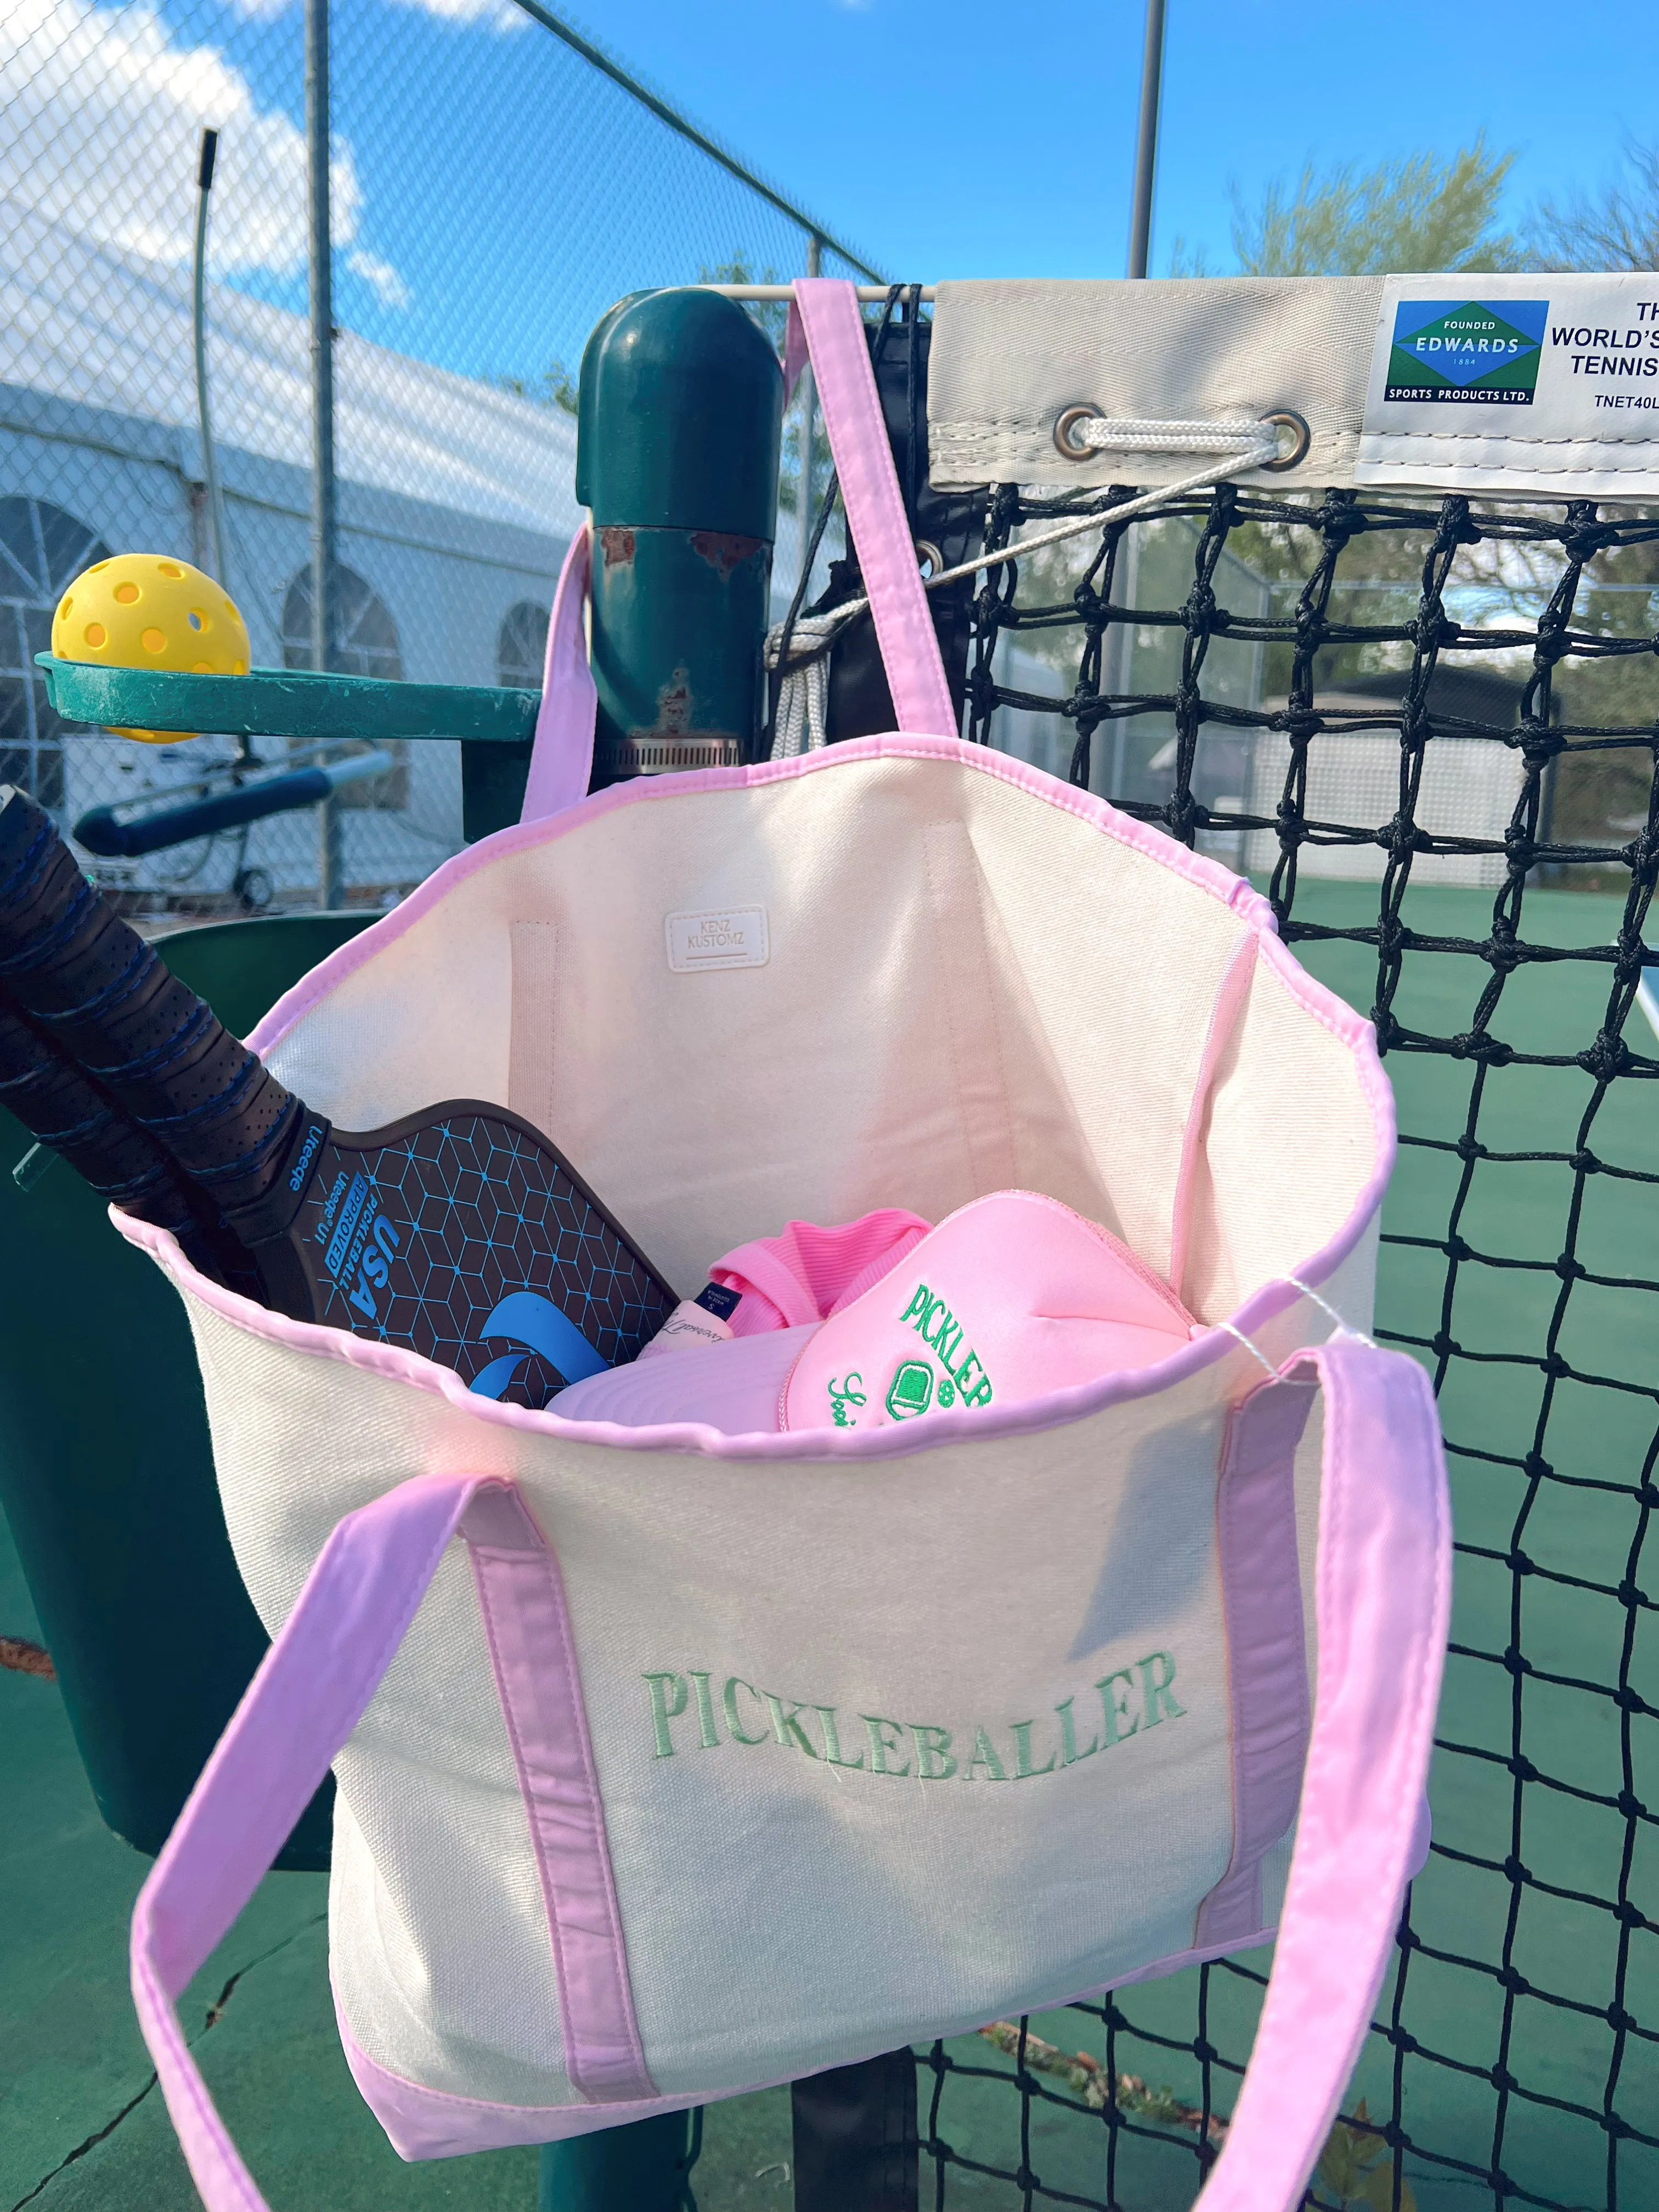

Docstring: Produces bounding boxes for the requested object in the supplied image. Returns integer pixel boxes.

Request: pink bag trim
[1195,1338,1450,2209]
[230,738,1393,1373]
[329,1926,1304,2163]
[335,1994,788,2157]
[120,1194,1362,1464]
[128,1340,1446,2199]
[461,1484,655,2103]
[1194,1378,1316,1948]
[791,280,957,736]
[520,526,597,826]
[175,729,1390,1457]
[129,1473,651,2212]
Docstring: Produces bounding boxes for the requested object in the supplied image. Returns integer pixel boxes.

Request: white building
[1,200,583,906]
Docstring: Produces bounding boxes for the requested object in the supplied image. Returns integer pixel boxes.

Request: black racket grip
[0,998,211,1242]
[0,787,301,1215]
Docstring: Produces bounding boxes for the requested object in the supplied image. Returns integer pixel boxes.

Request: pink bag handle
[788,279,956,736]
[517,281,956,824]
[1198,1335,1450,2208]
[130,1471,653,2212]
[520,525,599,825]
[128,1341,1446,2212]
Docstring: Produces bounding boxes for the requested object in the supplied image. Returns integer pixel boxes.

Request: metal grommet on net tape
[1051,403,1311,471]
[1257,409,1312,472]
[1053,404,1104,459]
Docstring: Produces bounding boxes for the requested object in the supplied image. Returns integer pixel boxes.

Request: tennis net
[907,438,1659,2210]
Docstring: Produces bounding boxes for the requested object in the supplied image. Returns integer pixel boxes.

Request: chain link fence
[0,0,870,918]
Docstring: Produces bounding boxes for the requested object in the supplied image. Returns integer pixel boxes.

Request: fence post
[306,0,343,909]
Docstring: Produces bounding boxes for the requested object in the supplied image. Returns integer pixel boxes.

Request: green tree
[1171,139,1522,277]
[489,255,787,422]
[1125,146,1655,871]
[1162,140,1530,714]
[698,255,786,346]
[491,362,579,414]
[1530,138,1659,270]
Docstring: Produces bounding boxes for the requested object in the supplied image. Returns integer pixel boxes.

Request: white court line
[1640,972,1659,1047]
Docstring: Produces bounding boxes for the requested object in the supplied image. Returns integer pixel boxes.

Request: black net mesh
[902,472,1659,2210]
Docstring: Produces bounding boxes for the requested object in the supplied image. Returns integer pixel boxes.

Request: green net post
[578,288,782,780]
[538,2110,700,2212]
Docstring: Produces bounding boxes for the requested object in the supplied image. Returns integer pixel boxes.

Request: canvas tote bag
[121,280,1450,2212]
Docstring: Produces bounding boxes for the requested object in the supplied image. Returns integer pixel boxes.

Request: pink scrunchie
[708,1208,932,1335]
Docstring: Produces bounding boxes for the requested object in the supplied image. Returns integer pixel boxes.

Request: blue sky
[30,0,1659,396]
[586,0,1659,279]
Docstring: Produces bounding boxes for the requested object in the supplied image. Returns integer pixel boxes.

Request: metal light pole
[190,128,230,586]
[1127,0,1166,279]
[306,0,342,909]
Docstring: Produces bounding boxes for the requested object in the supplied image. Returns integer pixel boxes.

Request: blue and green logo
[1386,298,1548,405]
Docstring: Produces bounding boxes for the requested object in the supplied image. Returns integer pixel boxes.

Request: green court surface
[3,878,1654,2211]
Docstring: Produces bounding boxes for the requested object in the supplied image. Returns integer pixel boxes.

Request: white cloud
[346,248,412,309]
[225,0,527,26]
[378,0,527,27]
[0,0,407,302]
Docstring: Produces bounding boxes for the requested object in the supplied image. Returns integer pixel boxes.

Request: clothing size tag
[664,906,769,973]
[1357,274,1659,499]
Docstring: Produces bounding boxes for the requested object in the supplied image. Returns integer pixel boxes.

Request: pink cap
[781,1190,1199,1434]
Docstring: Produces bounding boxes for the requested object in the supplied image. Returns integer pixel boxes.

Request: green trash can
[0,910,370,1865]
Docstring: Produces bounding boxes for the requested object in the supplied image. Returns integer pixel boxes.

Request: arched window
[281,562,406,806]
[0,496,112,811]
[497,600,550,690]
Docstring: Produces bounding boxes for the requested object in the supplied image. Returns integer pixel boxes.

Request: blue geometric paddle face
[286,1107,675,1408]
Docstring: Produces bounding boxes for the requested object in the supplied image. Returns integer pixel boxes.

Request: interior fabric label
[1358,274,1659,498]
[664,905,769,973]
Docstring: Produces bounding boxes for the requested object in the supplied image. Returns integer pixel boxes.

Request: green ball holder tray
[36,655,544,839]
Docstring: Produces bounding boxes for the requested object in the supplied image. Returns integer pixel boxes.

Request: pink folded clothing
[633,1205,931,1355]
[550,1193,1199,1435]
[551,1325,819,1431]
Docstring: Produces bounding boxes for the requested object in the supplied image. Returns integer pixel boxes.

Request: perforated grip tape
[0,999,207,1223]
[0,787,300,1215]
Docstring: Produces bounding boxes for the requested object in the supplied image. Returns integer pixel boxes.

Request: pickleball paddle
[0,787,676,1407]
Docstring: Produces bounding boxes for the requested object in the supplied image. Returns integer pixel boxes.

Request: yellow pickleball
[52,554,251,743]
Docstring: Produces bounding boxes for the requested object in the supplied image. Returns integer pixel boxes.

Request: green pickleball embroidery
[827,1372,866,1427]
[885,1358,934,1419]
